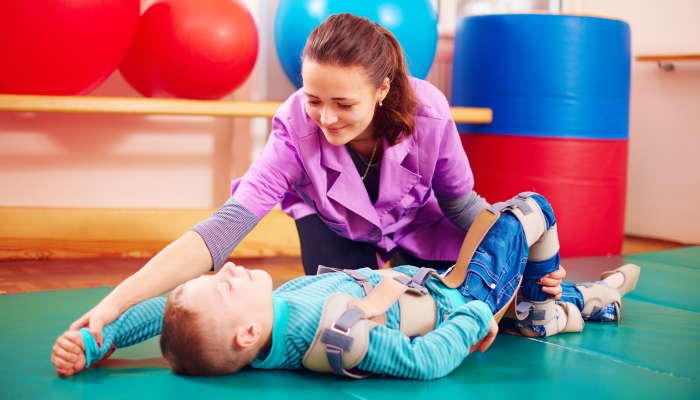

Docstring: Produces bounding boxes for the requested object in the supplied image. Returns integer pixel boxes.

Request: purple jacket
[231,78,474,264]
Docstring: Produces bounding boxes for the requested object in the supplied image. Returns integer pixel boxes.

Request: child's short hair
[159,286,258,376]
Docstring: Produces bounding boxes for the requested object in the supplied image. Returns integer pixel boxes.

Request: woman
[68,13,564,344]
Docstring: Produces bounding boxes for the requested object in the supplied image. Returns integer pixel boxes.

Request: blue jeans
[450,194,584,314]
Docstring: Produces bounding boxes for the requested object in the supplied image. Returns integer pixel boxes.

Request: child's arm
[70,230,212,344]
[357,300,493,380]
[52,297,167,377]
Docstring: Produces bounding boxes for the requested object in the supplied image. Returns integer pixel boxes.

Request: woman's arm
[436,190,490,232]
[69,230,212,343]
[68,109,304,341]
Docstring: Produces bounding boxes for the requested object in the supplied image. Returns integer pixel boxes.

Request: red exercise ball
[119,0,259,100]
[0,0,140,95]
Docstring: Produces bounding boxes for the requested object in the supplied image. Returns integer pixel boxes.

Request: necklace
[360,140,379,180]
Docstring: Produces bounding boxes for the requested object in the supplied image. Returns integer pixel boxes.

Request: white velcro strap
[376,269,437,337]
[303,293,373,373]
[558,302,585,334]
[508,197,548,247]
[397,292,437,337]
[528,223,560,261]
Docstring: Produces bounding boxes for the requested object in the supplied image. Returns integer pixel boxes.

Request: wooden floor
[0,236,692,295]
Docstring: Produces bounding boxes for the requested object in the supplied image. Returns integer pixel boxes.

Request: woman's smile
[325,125,348,134]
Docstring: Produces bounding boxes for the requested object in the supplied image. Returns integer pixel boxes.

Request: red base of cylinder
[460,133,628,258]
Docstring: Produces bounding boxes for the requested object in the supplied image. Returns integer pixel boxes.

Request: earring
[379,101,383,107]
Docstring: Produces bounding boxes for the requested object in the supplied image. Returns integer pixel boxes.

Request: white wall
[574,0,700,243]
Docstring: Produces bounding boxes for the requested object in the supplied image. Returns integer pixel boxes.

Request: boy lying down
[51,193,640,380]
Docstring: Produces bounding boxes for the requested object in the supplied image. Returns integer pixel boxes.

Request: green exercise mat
[2,247,699,399]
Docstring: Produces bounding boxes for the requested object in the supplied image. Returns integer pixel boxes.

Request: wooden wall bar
[0,94,493,123]
[0,208,300,260]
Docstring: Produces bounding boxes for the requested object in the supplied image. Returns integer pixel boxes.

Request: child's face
[179,262,274,333]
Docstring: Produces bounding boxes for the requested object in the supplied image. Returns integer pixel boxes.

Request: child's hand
[51,331,87,377]
[469,316,499,354]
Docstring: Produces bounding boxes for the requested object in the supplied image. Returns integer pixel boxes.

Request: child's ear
[234,323,262,349]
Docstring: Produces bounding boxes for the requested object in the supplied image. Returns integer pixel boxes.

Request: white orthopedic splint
[575,263,641,321]
[478,192,583,337]
[488,191,559,261]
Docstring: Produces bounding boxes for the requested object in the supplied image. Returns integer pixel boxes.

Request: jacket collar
[313,130,420,228]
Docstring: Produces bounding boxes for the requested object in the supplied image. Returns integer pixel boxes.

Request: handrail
[0,94,493,124]
[636,53,700,71]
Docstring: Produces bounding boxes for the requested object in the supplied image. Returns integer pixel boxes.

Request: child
[51,194,640,380]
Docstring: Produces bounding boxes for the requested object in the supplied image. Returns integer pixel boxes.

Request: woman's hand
[537,265,566,300]
[69,303,122,345]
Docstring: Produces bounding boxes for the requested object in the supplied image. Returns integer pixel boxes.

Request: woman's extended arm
[67,113,300,342]
[69,230,213,343]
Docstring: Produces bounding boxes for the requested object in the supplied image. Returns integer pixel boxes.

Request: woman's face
[301,60,387,146]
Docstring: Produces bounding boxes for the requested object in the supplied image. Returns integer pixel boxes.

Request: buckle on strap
[487,201,512,214]
[515,191,538,200]
[392,270,431,295]
[317,266,374,296]
[317,265,339,275]
[488,198,533,215]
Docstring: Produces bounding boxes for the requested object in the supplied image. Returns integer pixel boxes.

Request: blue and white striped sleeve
[79,297,166,367]
[357,300,493,380]
[191,197,260,270]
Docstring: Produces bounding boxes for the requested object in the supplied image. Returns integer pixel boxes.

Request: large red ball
[120,0,258,100]
[0,0,140,95]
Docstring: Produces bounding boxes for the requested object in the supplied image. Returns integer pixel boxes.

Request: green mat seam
[623,293,700,315]
[530,337,700,383]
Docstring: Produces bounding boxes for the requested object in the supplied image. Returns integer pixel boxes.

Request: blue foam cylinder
[452,14,631,139]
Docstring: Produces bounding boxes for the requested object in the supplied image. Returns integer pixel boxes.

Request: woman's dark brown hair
[302,13,419,145]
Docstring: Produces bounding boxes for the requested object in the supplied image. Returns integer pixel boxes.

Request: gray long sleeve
[191,197,260,270]
[436,190,490,232]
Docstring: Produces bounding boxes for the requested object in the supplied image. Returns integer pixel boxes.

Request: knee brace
[487,192,560,261]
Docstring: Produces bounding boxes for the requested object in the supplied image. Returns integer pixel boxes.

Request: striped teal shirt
[82,266,492,379]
